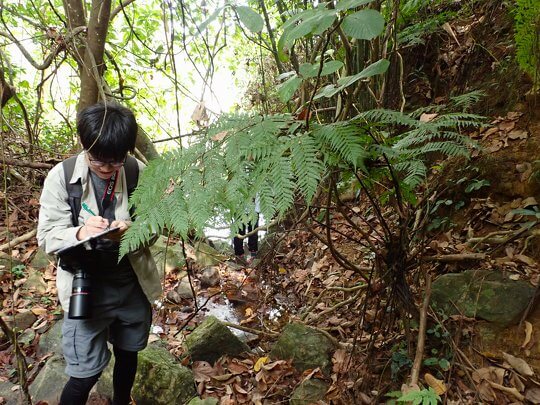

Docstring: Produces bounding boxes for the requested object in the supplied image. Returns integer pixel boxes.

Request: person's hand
[105,220,131,241]
[77,216,109,240]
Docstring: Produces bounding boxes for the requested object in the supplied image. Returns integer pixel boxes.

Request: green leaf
[341,9,385,40]
[277,76,302,102]
[336,0,375,11]
[281,10,336,49]
[198,7,223,32]
[235,6,264,33]
[314,58,389,99]
[299,60,344,78]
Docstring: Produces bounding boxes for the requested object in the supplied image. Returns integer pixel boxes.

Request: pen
[81,202,97,216]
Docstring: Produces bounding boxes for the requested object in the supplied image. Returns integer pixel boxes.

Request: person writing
[37,102,161,405]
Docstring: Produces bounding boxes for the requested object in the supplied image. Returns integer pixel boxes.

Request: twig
[423,253,487,262]
[305,289,363,324]
[0,229,37,252]
[410,274,431,386]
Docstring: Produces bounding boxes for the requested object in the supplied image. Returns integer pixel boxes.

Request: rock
[176,277,195,299]
[193,242,227,267]
[29,248,53,269]
[0,380,20,405]
[199,266,220,288]
[97,345,196,404]
[23,268,47,294]
[38,320,63,356]
[18,329,35,347]
[270,323,335,374]
[187,398,218,405]
[150,236,185,274]
[10,311,37,331]
[431,270,535,326]
[185,316,249,363]
[29,354,69,404]
[0,257,24,278]
[290,379,329,405]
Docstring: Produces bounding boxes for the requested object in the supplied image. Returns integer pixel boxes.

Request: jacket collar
[69,151,125,193]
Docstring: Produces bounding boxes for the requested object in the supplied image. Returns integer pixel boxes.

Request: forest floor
[1,1,540,403]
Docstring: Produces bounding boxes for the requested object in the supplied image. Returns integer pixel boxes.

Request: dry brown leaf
[30,307,47,316]
[515,254,536,267]
[503,352,534,377]
[192,361,216,382]
[508,129,528,140]
[522,321,533,349]
[420,113,438,122]
[525,387,540,404]
[424,373,447,395]
[472,366,505,385]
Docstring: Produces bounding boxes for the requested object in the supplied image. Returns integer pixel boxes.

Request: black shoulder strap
[63,155,140,226]
[124,156,139,218]
[124,156,139,197]
[62,156,81,227]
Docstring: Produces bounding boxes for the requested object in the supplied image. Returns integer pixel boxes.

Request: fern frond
[291,133,325,203]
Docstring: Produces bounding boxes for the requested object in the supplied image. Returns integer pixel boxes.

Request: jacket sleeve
[37,163,81,254]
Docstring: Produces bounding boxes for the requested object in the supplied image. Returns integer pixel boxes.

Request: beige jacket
[37,152,162,311]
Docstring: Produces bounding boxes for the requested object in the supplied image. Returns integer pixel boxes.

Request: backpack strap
[123,156,139,218]
[63,155,140,227]
[62,156,82,227]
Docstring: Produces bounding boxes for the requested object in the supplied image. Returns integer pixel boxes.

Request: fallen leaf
[254,356,269,372]
[503,352,534,377]
[515,254,536,267]
[31,307,47,316]
[420,113,438,122]
[425,373,447,395]
[525,387,540,403]
[522,321,533,349]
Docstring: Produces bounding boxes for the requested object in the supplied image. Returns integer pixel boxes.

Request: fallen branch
[410,274,432,386]
[423,253,487,262]
[1,157,54,169]
[0,229,37,252]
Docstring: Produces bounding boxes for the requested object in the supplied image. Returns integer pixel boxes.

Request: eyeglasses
[86,153,127,168]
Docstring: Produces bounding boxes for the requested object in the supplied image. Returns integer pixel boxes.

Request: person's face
[85,151,126,179]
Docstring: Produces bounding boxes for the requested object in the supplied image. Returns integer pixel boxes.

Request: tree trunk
[62,0,159,161]
[0,68,14,108]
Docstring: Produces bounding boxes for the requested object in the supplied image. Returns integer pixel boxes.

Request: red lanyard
[101,171,118,212]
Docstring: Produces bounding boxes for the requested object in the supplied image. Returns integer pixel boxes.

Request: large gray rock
[270,323,335,374]
[97,345,196,404]
[431,270,535,326]
[29,354,69,404]
[38,320,63,356]
[290,379,329,405]
[150,236,185,274]
[29,248,53,270]
[185,316,249,363]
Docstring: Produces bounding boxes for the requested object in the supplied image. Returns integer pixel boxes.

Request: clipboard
[54,226,121,256]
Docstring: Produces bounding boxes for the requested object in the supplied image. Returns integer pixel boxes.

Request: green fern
[120,108,483,255]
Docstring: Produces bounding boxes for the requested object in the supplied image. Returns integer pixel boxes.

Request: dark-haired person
[37,102,162,405]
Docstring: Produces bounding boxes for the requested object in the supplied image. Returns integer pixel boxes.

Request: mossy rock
[290,379,329,405]
[431,270,535,326]
[98,345,196,404]
[29,248,54,269]
[150,236,185,274]
[185,316,249,364]
[270,323,335,374]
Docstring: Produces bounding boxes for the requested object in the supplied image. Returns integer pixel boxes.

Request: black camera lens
[68,271,92,319]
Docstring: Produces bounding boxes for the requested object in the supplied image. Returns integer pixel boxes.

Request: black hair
[77,102,137,161]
